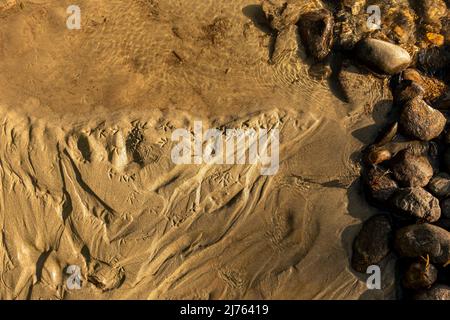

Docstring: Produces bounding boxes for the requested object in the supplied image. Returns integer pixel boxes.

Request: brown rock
[355,38,411,75]
[374,122,398,147]
[261,0,289,31]
[417,46,450,74]
[428,173,450,198]
[366,147,392,165]
[297,9,334,61]
[394,81,425,106]
[414,285,450,300]
[364,167,398,202]
[400,98,446,141]
[412,0,447,25]
[427,141,441,173]
[351,214,393,273]
[442,16,450,43]
[391,151,433,187]
[334,9,368,50]
[403,261,438,290]
[376,141,430,159]
[391,187,441,222]
[403,69,424,84]
[383,7,416,45]
[395,224,450,264]
[402,69,448,105]
[426,32,445,46]
[340,0,366,15]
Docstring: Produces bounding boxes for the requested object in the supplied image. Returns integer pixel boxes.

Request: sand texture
[0,0,398,299]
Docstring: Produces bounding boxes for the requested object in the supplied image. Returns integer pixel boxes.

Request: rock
[417,47,450,75]
[334,9,368,50]
[261,0,321,32]
[411,0,447,25]
[400,98,446,141]
[403,261,438,290]
[375,141,430,159]
[367,140,440,171]
[395,224,450,264]
[261,0,289,31]
[441,198,450,218]
[382,5,417,45]
[366,147,392,165]
[394,81,425,106]
[391,187,441,222]
[297,9,334,61]
[339,0,366,15]
[351,214,393,273]
[374,122,398,147]
[402,69,448,104]
[403,69,424,85]
[414,284,450,300]
[428,173,450,198]
[355,38,412,75]
[426,32,445,46]
[424,79,447,104]
[391,151,433,187]
[364,167,398,202]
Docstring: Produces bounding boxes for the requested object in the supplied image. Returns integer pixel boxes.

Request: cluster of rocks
[353,63,450,299]
[344,3,450,301]
[260,0,450,299]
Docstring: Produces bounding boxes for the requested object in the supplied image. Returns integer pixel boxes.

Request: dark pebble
[364,167,398,202]
[403,261,438,290]
[428,173,450,198]
[355,38,411,75]
[334,9,367,50]
[417,46,450,76]
[391,151,433,187]
[391,187,441,223]
[400,98,446,141]
[351,214,393,273]
[394,81,425,107]
[395,223,450,264]
[297,9,334,61]
[414,284,450,300]
[411,0,447,25]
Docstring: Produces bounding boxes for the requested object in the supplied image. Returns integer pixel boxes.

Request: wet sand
[0,0,406,299]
